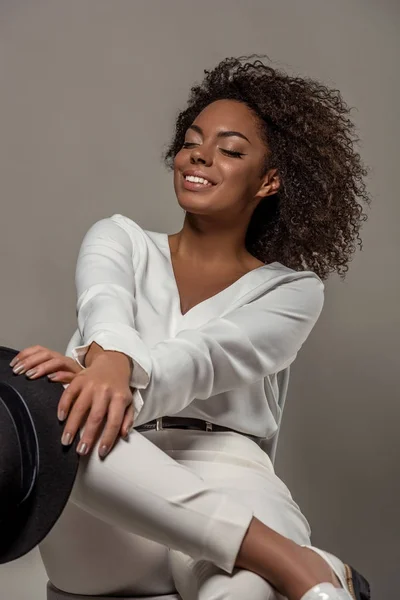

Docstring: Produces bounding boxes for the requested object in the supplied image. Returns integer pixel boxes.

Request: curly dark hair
[164,55,371,280]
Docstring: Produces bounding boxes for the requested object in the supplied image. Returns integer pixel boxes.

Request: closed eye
[182,142,246,158]
[221,149,246,158]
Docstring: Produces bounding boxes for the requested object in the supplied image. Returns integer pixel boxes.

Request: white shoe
[299,546,354,600]
[300,582,352,599]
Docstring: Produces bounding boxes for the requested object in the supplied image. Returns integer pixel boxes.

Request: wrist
[86,343,133,378]
[84,341,104,367]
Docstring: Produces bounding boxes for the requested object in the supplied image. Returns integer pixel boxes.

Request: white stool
[47,581,181,600]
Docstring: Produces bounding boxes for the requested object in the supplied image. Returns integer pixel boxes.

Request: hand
[9,344,83,384]
[9,345,134,447]
[56,352,135,459]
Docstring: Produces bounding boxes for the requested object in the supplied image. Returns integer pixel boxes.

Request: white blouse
[65,213,324,457]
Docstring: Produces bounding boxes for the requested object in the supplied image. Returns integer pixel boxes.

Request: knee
[219,567,277,600]
[170,551,277,600]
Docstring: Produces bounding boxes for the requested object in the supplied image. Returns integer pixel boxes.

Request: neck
[170,212,252,265]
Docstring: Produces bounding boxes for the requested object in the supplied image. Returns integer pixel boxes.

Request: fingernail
[26,368,38,378]
[77,442,89,456]
[48,373,56,380]
[61,432,72,446]
[13,364,25,375]
[9,358,19,367]
[123,422,134,439]
[58,410,66,421]
[99,445,109,458]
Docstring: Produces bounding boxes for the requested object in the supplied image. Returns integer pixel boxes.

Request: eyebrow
[188,124,251,144]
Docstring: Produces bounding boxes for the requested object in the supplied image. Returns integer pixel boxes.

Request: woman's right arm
[71,215,151,393]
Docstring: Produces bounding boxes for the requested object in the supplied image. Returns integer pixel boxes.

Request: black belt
[136,416,262,446]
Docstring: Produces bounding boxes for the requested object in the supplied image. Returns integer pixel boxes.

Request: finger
[47,371,76,384]
[75,391,111,456]
[120,403,135,439]
[57,376,85,422]
[9,345,46,367]
[67,358,85,374]
[60,385,94,448]
[24,356,82,380]
[98,395,129,458]
[24,357,67,379]
[11,349,58,376]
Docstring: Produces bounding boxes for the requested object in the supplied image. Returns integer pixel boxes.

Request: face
[173,99,280,218]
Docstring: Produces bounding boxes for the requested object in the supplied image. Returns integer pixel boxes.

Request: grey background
[0,1,398,598]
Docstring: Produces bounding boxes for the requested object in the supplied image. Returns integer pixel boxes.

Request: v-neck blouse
[65,213,324,450]
[163,232,274,318]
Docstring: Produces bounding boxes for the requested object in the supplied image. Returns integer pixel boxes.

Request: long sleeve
[70,215,151,393]
[133,273,324,425]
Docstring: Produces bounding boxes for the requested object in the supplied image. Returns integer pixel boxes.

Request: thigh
[201,462,311,545]
[39,501,175,597]
[163,430,311,546]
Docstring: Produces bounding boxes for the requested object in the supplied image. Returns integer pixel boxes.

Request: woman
[11,56,370,600]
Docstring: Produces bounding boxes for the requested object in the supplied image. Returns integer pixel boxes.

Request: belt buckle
[205,421,213,432]
[156,417,163,431]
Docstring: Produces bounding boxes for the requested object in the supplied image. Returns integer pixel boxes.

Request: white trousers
[39,428,312,599]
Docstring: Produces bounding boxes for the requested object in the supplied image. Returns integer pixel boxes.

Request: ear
[255,168,281,199]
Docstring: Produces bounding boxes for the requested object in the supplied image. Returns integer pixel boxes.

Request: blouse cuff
[131,388,144,422]
[70,326,152,391]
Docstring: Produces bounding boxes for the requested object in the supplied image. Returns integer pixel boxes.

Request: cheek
[220,162,255,190]
[173,153,184,185]
[173,150,185,171]
[222,164,264,202]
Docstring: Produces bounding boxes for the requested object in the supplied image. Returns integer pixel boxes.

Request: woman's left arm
[133,272,324,425]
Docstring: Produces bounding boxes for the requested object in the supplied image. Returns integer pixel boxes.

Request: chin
[175,192,215,214]
[173,178,217,213]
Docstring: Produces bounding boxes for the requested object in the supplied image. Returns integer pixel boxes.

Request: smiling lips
[182,170,216,191]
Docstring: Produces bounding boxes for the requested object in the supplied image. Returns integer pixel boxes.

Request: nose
[190,146,213,166]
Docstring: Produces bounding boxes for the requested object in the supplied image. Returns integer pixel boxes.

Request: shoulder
[83,214,171,270]
[107,214,167,247]
[78,214,159,272]
[108,213,148,238]
[81,213,158,249]
[261,262,325,316]
[268,261,324,286]
[249,261,324,295]
[268,262,324,296]
[232,261,325,316]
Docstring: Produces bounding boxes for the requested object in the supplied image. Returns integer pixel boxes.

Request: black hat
[0,345,79,564]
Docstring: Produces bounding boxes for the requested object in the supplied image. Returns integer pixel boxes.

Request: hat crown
[0,346,79,565]
[0,382,39,516]
[0,400,23,512]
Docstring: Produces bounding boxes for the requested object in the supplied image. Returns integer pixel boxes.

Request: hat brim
[0,346,80,564]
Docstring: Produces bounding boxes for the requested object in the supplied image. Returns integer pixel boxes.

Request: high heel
[300,583,352,599]
[299,545,354,599]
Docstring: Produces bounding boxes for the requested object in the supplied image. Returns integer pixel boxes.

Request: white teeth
[185,175,211,185]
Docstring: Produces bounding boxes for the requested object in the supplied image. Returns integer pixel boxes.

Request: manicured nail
[61,432,72,446]
[123,422,134,439]
[9,358,19,367]
[26,369,38,378]
[13,364,26,375]
[58,410,66,421]
[99,445,109,458]
[47,373,57,380]
[77,442,89,456]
